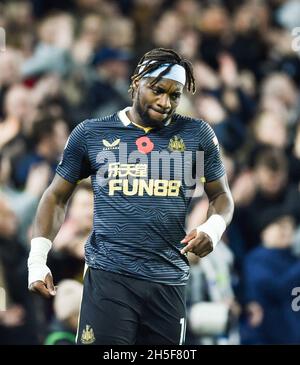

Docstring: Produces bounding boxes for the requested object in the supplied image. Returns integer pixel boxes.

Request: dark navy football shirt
[56,107,225,285]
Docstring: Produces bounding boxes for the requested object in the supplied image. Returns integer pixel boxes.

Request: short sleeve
[56,122,92,184]
[201,122,226,182]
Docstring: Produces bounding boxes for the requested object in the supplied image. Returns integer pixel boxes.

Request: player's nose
[157,94,171,111]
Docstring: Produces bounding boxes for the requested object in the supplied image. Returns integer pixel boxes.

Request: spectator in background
[132,0,167,56]
[103,16,135,50]
[0,85,34,159]
[152,10,184,50]
[259,73,299,126]
[11,116,69,188]
[44,279,83,345]
[197,5,230,70]
[288,121,300,185]
[193,52,255,154]
[0,195,39,344]
[86,47,132,117]
[21,13,75,79]
[229,1,269,79]
[241,209,300,344]
[1,159,51,247]
[71,14,104,65]
[0,48,23,119]
[252,111,288,150]
[234,146,300,253]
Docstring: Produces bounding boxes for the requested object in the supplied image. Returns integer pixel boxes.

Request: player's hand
[180,229,213,257]
[29,272,56,299]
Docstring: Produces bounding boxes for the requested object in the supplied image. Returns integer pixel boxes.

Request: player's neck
[127,107,149,129]
[126,107,170,131]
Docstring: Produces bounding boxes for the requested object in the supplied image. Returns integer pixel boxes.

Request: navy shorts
[76,268,187,345]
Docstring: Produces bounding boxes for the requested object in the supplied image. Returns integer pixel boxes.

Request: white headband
[141,63,186,86]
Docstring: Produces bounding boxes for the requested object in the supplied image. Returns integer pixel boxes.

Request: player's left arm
[181,174,234,257]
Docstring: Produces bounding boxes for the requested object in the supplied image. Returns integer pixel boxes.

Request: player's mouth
[149,107,170,119]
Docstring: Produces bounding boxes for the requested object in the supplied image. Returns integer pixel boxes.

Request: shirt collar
[118,107,172,132]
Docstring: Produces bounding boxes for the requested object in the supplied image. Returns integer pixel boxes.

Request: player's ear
[131,79,140,99]
[132,79,139,92]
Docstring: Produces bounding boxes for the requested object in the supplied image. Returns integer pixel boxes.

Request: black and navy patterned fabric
[56,108,225,285]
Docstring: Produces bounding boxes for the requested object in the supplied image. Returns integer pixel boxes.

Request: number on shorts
[179,317,186,345]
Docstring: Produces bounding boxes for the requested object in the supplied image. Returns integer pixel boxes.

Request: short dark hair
[129,48,196,97]
[31,117,67,146]
[254,146,288,172]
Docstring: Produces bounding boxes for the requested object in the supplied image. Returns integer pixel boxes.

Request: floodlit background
[0,0,300,345]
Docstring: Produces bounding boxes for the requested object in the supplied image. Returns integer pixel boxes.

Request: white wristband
[27,237,52,288]
[196,214,226,249]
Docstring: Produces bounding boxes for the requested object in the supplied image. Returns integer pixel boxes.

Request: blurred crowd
[0,0,300,345]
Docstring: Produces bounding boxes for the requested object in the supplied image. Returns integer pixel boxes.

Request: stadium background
[0,0,300,345]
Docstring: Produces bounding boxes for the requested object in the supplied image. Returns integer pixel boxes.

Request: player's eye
[152,88,161,95]
[171,93,181,101]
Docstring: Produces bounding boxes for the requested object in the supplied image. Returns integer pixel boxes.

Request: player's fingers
[199,247,213,258]
[45,273,56,296]
[29,281,53,299]
[180,229,197,244]
[181,234,213,256]
[193,236,213,257]
[180,244,194,255]
[180,239,197,255]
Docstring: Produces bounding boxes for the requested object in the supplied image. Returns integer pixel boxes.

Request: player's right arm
[28,121,90,298]
[28,175,77,298]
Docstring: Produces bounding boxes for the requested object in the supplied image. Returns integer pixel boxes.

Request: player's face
[133,78,183,128]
